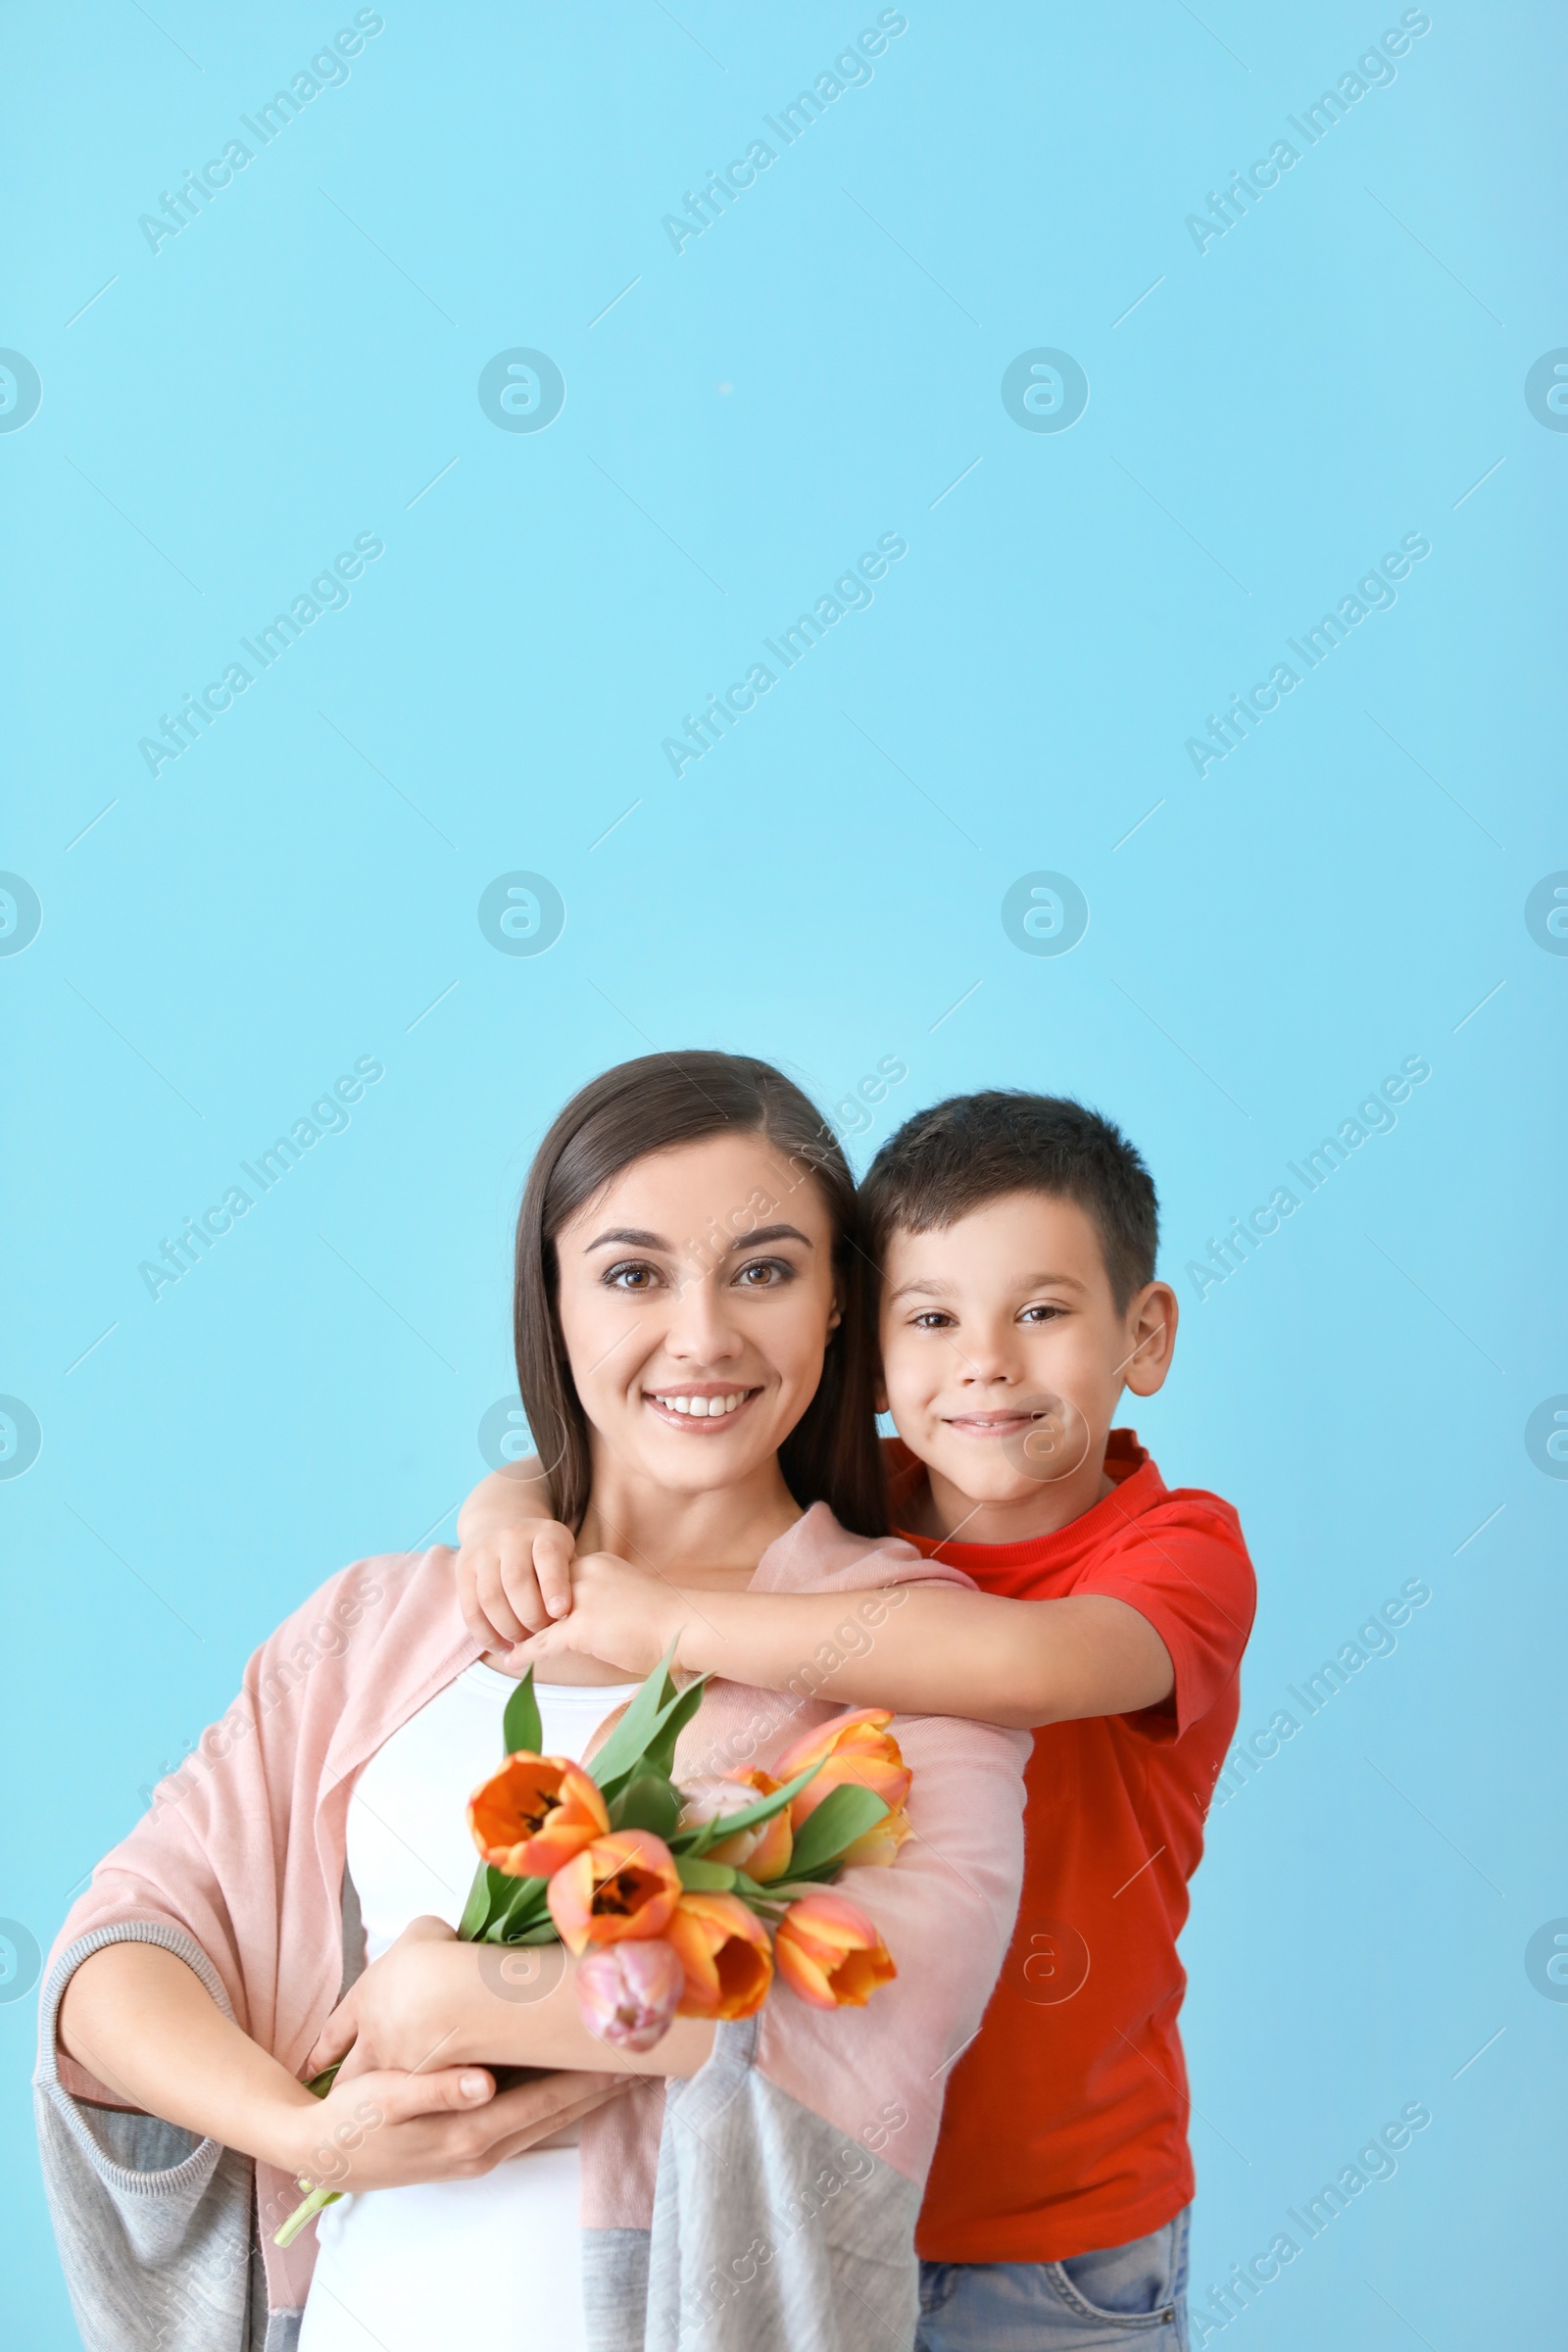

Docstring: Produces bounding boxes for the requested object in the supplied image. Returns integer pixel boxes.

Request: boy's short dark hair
[859,1092,1159,1311]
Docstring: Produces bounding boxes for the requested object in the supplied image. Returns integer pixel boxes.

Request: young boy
[455,1093,1255,2349]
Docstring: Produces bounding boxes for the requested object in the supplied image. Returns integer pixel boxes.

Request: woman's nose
[664,1267,744,1360]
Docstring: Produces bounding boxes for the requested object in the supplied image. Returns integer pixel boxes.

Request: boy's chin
[930,1451,1057,1508]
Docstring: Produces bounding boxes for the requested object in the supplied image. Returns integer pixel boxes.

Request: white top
[297,1666,641,2352]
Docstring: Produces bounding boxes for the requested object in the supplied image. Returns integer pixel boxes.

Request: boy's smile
[879,1191,1178,1544]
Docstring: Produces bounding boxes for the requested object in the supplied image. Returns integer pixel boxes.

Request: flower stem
[273,2181,341,2247]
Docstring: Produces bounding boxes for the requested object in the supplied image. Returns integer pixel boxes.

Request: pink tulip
[575,1936,685,2052]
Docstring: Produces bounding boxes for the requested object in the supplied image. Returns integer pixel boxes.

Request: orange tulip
[547,1830,682,1955]
[774,1891,896,2010]
[467,1753,611,1880]
[665,1892,775,2020]
[680,1772,795,1883]
[771,1707,911,1830]
[839,1805,912,1869]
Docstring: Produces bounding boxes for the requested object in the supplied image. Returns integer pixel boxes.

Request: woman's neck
[575,1450,802,1588]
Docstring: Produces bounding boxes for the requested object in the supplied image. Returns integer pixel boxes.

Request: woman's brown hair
[513,1051,887,1537]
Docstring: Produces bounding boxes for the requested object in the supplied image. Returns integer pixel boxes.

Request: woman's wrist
[258,2082,333,2176]
[379,1936,487,2070]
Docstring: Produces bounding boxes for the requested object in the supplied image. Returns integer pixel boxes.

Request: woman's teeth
[652,1392,748,1417]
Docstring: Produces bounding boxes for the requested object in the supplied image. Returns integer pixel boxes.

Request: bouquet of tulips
[277,1655,909,2245]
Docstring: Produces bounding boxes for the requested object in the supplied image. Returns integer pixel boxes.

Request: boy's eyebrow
[887,1268,1091,1301]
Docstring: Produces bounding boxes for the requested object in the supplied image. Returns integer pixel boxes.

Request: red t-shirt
[893,1430,1256,2263]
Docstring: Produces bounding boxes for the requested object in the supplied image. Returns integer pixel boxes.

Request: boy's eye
[604,1260,662,1292]
[910,1310,955,1331]
[1018,1303,1064,1325]
[733,1256,793,1289]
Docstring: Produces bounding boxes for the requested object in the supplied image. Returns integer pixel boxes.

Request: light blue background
[3,2,1564,2342]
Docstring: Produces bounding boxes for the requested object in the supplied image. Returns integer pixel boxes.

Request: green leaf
[786,1786,890,1878]
[609,1773,681,1839]
[457,1860,505,1942]
[502,1668,542,1759]
[672,1762,820,1855]
[676,1855,736,1891]
[586,1650,682,1789]
[502,1918,564,1945]
[480,1872,550,1941]
[637,1678,711,1781]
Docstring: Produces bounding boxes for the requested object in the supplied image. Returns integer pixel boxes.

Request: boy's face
[878,1191,1177,1535]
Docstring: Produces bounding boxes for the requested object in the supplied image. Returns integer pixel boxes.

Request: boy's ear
[1121,1280,1178,1396]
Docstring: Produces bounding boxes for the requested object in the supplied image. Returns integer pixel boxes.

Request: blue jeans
[916,2209,1190,2350]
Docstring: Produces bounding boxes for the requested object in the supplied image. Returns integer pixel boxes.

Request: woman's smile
[641,1381,763,1430]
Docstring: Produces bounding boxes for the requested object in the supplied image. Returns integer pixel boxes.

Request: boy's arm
[519,1558,1174,1731]
[455,1458,575,1655]
[681,1583,1173,1729]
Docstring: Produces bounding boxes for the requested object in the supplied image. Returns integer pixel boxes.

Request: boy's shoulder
[883,1429,1253,1603]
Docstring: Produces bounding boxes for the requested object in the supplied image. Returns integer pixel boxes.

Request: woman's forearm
[59,1942,318,2172]
[397,1941,714,2079]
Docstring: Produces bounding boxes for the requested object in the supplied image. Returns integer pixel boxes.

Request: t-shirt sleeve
[1075,1495,1257,1740]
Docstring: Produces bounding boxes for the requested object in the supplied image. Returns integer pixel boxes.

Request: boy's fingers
[474,1544,532,1646]
[454,1555,499,1653]
[498,1528,558,1635]
[532,1525,577,1619]
[508,1624,565,1667]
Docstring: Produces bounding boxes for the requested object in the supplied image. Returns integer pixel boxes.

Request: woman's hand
[511,1552,689,1681]
[455,1465,577,1663]
[295,1919,632,2190]
[308,1917,457,2082]
[281,2060,631,2195]
[306,1911,716,2085]
[57,1937,630,2199]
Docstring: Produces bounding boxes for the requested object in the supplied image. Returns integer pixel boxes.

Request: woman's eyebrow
[582,1222,812,1253]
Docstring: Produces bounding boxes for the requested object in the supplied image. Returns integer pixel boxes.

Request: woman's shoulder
[238,1544,475,1730]
[756,1503,975,1595]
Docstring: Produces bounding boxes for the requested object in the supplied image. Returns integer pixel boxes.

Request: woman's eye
[734,1256,793,1289]
[604,1260,662,1292]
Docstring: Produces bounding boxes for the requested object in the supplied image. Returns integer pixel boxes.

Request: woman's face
[553,1131,842,1498]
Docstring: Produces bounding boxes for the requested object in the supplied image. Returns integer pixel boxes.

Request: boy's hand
[514,1552,688,1681]
[454,1467,576,1663]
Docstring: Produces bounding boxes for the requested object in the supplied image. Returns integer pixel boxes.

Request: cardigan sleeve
[33,1918,275,2351]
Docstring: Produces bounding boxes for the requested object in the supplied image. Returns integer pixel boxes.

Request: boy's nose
[952,1336,1025,1384]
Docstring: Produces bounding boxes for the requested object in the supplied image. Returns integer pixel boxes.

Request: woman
[38,1053,1026,2352]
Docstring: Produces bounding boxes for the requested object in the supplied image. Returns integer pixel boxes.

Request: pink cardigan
[40,1506,1028,2330]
